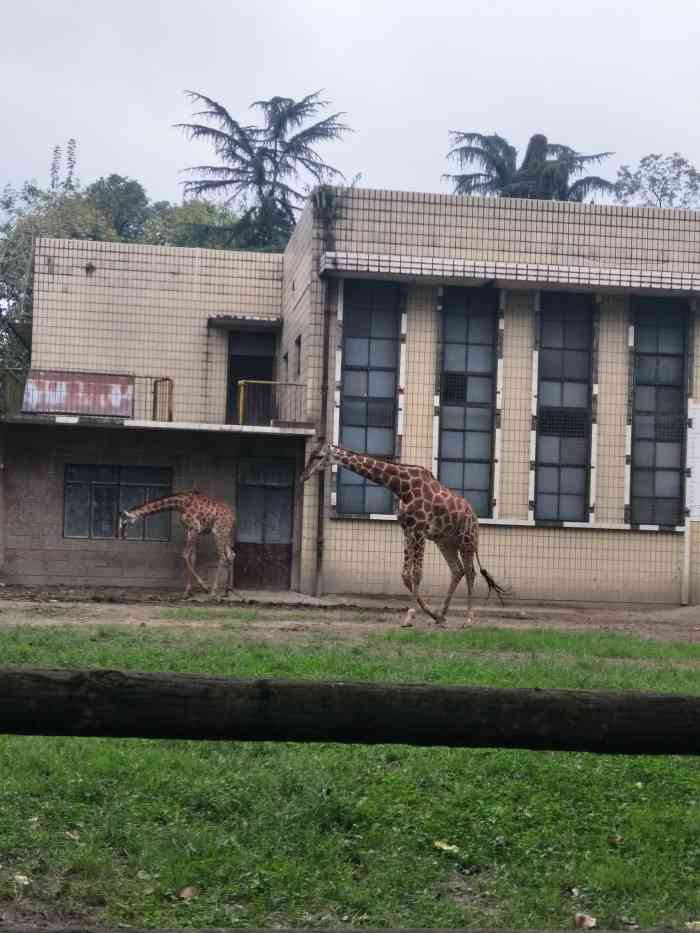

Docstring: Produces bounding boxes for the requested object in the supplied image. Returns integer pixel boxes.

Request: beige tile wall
[500,291,534,519]
[595,296,629,524]
[402,285,439,468]
[32,239,283,424]
[328,188,700,278]
[281,203,328,592]
[322,519,683,604]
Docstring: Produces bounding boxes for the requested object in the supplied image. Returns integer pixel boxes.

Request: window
[237,459,295,544]
[438,287,498,517]
[64,466,172,540]
[294,335,302,378]
[282,352,289,382]
[631,298,687,527]
[535,293,593,523]
[337,280,400,514]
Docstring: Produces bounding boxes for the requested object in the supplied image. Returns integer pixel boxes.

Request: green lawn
[0,613,699,928]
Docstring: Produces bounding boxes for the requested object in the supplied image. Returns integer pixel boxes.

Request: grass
[0,617,699,928]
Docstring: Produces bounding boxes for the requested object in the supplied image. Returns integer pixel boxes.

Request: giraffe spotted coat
[301,442,505,625]
[119,490,236,597]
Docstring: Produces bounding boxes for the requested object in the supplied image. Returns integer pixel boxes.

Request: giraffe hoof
[401,608,416,628]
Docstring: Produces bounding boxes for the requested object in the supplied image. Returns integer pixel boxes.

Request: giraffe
[301,442,507,626]
[119,490,236,598]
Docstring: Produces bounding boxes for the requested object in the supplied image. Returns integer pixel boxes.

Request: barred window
[438,287,497,517]
[64,465,172,540]
[631,298,688,527]
[535,293,593,523]
[337,280,400,514]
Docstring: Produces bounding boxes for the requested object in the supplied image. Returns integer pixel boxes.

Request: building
[3,186,700,604]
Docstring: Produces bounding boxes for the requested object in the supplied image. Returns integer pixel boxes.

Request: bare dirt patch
[0,584,699,642]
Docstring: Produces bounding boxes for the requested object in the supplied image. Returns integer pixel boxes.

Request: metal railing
[236,380,307,427]
[6,368,174,422]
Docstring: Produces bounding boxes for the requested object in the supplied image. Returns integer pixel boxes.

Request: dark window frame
[337,280,401,516]
[534,293,594,524]
[237,458,295,545]
[438,287,498,518]
[630,298,688,528]
[63,465,172,541]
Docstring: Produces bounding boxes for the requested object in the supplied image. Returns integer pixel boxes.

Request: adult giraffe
[301,441,506,626]
[119,490,236,598]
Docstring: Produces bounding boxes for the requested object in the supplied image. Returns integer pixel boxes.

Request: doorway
[235,458,295,589]
[227,331,276,425]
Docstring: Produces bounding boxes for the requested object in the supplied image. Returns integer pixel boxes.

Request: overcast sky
[3,0,699,205]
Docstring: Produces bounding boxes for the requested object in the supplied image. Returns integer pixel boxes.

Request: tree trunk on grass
[0,668,699,755]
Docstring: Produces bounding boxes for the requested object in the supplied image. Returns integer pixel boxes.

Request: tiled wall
[499,291,534,520]
[596,296,629,524]
[32,239,283,424]
[402,285,439,468]
[319,281,686,604]
[280,204,327,592]
[326,188,700,287]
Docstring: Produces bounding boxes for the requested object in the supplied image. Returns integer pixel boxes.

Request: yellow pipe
[238,380,246,425]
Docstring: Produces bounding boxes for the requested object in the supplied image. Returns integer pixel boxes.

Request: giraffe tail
[474,553,509,606]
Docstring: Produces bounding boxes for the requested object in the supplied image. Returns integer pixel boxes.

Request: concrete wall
[2,423,304,589]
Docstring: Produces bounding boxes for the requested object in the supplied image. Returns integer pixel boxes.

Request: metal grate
[442,372,467,404]
[655,414,685,443]
[538,407,589,438]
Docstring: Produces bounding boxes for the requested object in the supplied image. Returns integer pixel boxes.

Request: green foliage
[141,199,241,249]
[445,132,615,202]
[615,152,700,209]
[0,142,119,368]
[85,174,150,241]
[0,617,699,928]
[0,141,247,360]
[177,90,351,248]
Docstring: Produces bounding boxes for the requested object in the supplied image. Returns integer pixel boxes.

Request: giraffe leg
[401,534,442,625]
[459,544,477,627]
[183,547,194,599]
[209,557,223,596]
[183,531,209,595]
[435,539,465,624]
[211,530,236,597]
[225,544,236,595]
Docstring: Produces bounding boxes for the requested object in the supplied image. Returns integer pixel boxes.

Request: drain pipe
[314,278,335,597]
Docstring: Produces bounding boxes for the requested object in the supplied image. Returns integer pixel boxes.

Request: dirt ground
[0,584,699,642]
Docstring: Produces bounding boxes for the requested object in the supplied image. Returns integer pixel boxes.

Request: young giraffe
[301,441,506,626]
[119,490,236,598]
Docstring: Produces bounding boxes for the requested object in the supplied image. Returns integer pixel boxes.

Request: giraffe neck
[331,446,407,495]
[126,492,193,519]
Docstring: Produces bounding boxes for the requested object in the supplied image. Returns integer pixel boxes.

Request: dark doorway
[227,332,276,425]
[235,458,295,589]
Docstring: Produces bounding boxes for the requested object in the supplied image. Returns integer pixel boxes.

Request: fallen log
[0,668,699,754]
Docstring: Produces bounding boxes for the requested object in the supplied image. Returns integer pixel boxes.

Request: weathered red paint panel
[22,370,135,417]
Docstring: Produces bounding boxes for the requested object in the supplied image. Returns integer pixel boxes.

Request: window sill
[328,511,684,532]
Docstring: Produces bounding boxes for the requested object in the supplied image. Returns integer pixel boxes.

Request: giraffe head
[118,510,137,538]
[301,440,339,482]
